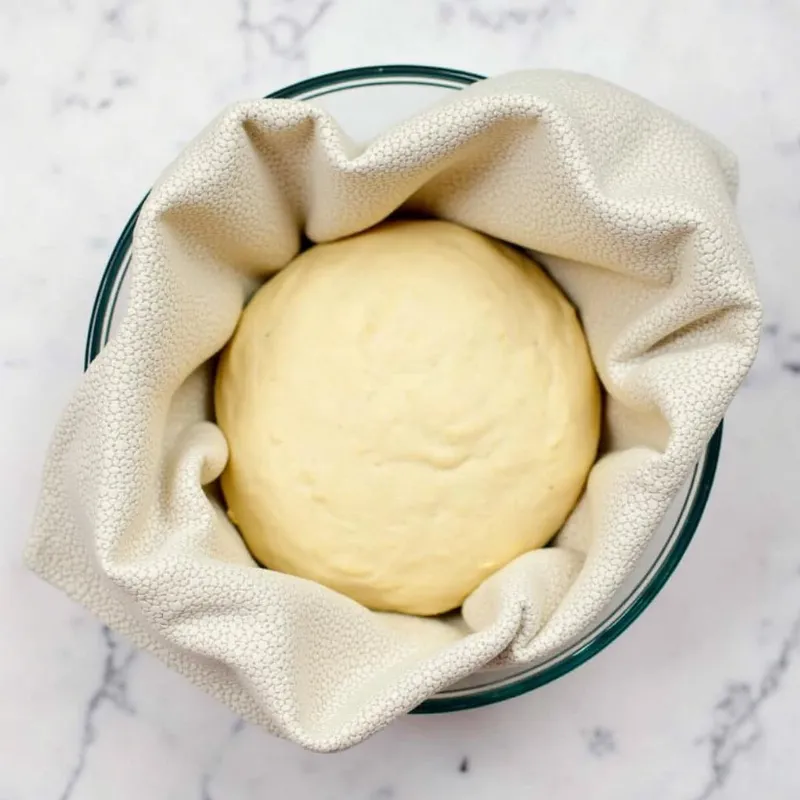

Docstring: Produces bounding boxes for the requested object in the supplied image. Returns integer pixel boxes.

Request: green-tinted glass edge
[266,64,485,99]
[83,64,723,715]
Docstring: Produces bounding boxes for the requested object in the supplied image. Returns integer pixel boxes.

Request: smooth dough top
[215,219,600,616]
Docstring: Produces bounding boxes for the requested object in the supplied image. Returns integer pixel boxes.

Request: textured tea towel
[27,70,761,751]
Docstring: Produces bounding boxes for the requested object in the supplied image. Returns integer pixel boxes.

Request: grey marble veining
[56,628,138,800]
[1,1,799,798]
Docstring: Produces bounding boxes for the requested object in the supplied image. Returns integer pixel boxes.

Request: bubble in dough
[215,219,600,616]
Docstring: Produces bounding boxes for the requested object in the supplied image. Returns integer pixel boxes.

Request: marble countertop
[2,1,799,798]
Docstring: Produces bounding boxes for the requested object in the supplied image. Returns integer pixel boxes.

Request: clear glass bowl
[85,65,723,714]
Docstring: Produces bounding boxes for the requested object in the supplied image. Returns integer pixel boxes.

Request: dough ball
[215,220,600,616]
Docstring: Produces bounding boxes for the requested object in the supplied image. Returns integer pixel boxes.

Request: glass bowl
[85,64,723,714]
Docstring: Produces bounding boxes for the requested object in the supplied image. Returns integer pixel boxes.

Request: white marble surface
[1,0,799,797]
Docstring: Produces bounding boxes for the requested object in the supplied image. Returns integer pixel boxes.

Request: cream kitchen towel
[27,70,761,751]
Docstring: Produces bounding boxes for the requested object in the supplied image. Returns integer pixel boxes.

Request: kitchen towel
[27,70,761,751]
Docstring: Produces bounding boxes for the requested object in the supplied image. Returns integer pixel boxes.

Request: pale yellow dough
[215,220,600,616]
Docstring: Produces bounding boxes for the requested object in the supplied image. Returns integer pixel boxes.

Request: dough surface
[215,220,600,615]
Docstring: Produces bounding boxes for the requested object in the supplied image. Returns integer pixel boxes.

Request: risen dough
[215,220,600,615]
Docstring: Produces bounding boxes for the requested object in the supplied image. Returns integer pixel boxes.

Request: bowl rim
[84,63,723,715]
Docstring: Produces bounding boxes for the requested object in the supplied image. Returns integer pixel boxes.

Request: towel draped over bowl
[27,70,761,751]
